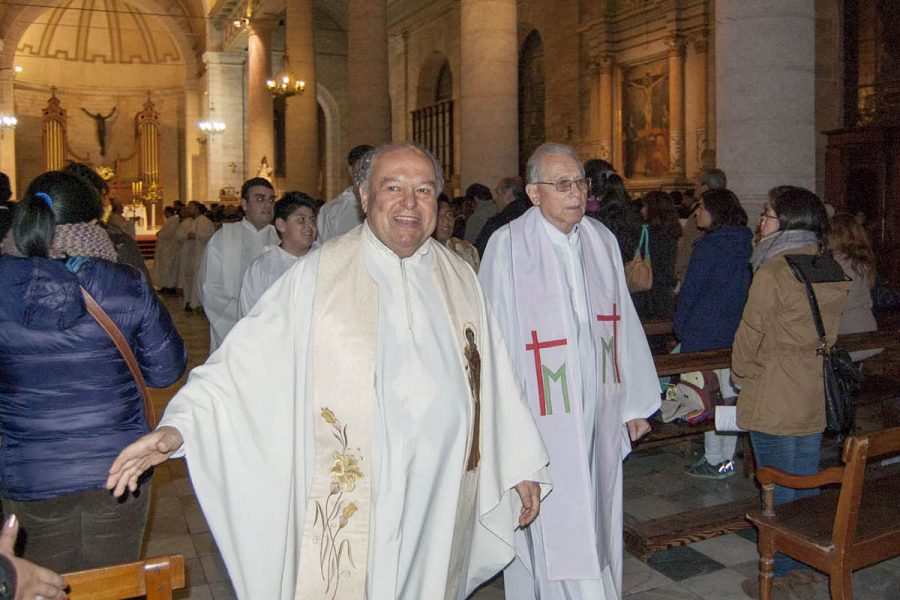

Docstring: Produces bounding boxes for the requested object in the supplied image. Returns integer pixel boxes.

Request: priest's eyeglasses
[533,177,591,193]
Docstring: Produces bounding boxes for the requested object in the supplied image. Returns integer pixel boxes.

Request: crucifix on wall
[81,106,116,156]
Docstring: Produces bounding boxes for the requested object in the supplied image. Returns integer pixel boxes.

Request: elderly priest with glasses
[106,142,551,600]
[480,143,660,600]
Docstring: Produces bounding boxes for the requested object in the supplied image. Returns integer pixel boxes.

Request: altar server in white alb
[176,201,215,310]
[239,191,318,317]
[480,143,661,600]
[198,177,280,351]
[152,206,181,294]
[107,142,552,600]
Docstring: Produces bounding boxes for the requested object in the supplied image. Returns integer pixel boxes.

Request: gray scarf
[751,229,820,271]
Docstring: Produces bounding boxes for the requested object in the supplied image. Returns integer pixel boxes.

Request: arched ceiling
[17,0,183,65]
[0,0,204,79]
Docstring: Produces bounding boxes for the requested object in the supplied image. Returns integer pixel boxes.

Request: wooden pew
[747,427,900,599]
[640,329,899,449]
[623,329,900,561]
[63,555,185,600]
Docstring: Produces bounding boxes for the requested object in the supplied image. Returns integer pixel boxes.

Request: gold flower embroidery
[321,407,337,424]
[314,407,363,599]
[339,502,358,529]
[331,452,363,492]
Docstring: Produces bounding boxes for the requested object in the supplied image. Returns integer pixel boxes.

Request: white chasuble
[159,223,550,600]
[480,209,660,600]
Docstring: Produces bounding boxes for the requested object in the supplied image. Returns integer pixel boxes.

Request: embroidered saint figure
[464,326,481,471]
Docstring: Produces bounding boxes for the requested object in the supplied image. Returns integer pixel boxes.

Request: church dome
[15,0,185,90]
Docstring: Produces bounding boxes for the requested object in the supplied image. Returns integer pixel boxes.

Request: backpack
[673,370,723,424]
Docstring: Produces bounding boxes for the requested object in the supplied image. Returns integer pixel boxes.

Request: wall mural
[622,58,669,178]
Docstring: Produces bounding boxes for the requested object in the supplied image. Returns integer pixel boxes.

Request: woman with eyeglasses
[733,186,849,590]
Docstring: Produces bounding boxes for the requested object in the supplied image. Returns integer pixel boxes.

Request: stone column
[284,0,319,194]
[460,0,517,188]
[692,30,710,171]
[348,0,391,146]
[716,0,816,213]
[203,51,245,203]
[667,35,686,177]
[183,85,201,202]
[0,68,16,197]
[598,55,615,164]
[246,19,275,176]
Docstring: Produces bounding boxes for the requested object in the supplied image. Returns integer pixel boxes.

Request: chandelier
[267,75,305,98]
[0,115,17,130]
[198,101,226,134]
[198,119,226,134]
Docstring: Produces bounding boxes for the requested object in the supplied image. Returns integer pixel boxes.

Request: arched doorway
[519,30,545,176]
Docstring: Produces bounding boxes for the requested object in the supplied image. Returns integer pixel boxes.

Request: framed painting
[622,58,669,178]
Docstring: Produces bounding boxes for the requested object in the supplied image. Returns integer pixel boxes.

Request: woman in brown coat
[732,186,849,580]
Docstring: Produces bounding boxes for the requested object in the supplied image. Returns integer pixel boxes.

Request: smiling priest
[106,142,551,600]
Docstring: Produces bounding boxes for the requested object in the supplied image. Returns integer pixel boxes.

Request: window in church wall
[412,58,455,178]
[518,30,545,177]
[622,58,668,179]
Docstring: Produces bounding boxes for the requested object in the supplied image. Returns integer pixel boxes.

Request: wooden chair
[63,555,185,600]
[746,427,900,599]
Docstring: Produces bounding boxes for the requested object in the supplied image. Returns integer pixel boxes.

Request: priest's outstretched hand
[514,480,541,527]
[106,426,184,497]
[627,418,651,442]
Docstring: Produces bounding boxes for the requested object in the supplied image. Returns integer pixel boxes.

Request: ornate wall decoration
[622,58,669,178]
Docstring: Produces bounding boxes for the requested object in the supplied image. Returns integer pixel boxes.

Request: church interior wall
[314,9,349,196]
[389,2,461,190]
[517,1,581,154]
[0,0,863,213]
[815,0,845,198]
[388,32,410,143]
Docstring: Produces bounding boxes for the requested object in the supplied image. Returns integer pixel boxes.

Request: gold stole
[295,226,482,600]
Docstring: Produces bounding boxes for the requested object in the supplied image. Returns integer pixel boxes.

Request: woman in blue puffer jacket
[0,171,186,574]
[674,188,753,479]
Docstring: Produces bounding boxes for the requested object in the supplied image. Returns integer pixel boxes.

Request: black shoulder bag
[784,254,861,437]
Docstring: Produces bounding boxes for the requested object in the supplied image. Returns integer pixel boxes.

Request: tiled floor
[145,294,900,599]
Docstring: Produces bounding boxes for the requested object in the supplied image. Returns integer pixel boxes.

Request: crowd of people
[0,138,889,600]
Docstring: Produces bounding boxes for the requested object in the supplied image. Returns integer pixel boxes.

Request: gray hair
[354,142,445,199]
[496,176,524,197]
[526,143,584,184]
[699,168,727,191]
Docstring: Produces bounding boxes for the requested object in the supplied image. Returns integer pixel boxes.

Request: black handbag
[785,254,861,436]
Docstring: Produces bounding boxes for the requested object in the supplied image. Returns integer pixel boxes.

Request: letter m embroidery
[542,363,571,415]
[526,330,570,416]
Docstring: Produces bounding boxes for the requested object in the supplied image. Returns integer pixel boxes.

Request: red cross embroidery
[596,303,621,384]
[525,330,567,416]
